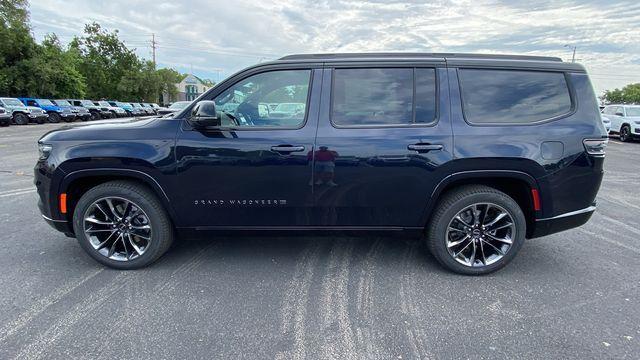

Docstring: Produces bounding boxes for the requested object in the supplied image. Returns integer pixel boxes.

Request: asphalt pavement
[0,121,638,359]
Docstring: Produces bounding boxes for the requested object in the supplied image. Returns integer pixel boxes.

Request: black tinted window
[415,68,437,123]
[332,68,436,126]
[459,69,572,124]
[213,70,310,128]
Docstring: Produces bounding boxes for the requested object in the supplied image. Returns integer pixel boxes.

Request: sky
[29,0,640,96]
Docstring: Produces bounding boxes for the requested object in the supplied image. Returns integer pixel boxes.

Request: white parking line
[0,189,36,198]
[0,187,35,195]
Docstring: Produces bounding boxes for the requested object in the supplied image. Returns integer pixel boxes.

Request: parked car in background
[141,103,157,115]
[130,102,153,116]
[600,114,611,133]
[36,53,606,275]
[0,97,48,125]
[95,100,127,118]
[68,99,108,120]
[107,101,133,116]
[602,104,640,142]
[20,98,76,123]
[157,101,190,115]
[0,106,12,126]
[53,99,91,121]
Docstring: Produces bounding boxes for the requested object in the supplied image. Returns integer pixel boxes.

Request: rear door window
[331,68,437,126]
[458,69,572,124]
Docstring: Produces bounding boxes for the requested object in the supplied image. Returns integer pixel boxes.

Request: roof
[275,52,584,72]
[279,53,563,62]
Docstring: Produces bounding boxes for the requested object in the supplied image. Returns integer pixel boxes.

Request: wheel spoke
[105,198,122,221]
[85,217,115,226]
[95,203,111,221]
[447,234,470,248]
[484,211,507,228]
[453,240,473,257]
[490,222,513,231]
[469,240,477,266]
[108,234,121,257]
[454,214,472,227]
[130,230,151,241]
[121,201,133,219]
[86,227,114,233]
[486,233,513,245]
[481,238,505,255]
[479,239,487,265]
[448,226,466,233]
[96,230,118,250]
[127,233,143,255]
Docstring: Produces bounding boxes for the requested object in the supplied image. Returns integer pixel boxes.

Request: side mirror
[189,100,219,127]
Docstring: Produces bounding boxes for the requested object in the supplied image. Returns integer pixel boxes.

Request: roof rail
[279,52,563,62]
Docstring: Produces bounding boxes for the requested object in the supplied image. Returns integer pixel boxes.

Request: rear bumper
[530,204,595,238]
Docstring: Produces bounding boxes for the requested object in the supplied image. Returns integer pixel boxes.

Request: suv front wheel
[426,185,526,275]
[73,181,174,269]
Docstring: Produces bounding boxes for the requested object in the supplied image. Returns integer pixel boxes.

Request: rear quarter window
[459,69,572,124]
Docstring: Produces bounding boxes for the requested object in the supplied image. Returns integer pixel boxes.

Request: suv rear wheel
[13,113,28,125]
[73,181,174,269]
[426,185,526,275]
[620,125,632,142]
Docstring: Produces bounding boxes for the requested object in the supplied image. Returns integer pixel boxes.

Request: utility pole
[564,44,576,63]
[151,33,157,69]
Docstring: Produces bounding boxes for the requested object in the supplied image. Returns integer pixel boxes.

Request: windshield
[116,102,128,107]
[80,100,94,106]
[55,100,71,106]
[37,99,54,106]
[169,101,190,109]
[2,98,23,106]
[132,103,141,108]
[98,101,110,107]
[626,107,640,116]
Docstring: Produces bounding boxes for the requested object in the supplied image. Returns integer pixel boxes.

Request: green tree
[70,22,141,100]
[0,0,37,94]
[17,34,86,98]
[602,83,640,104]
[156,68,182,103]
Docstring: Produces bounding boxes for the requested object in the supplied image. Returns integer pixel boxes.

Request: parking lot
[0,121,638,359]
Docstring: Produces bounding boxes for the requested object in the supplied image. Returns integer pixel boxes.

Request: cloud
[28,0,640,94]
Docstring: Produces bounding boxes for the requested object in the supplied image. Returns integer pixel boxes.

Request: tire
[620,125,632,142]
[73,180,174,269]
[13,113,28,125]
[90,111,100,121]
[426,185,526,275]
[0,118,9,127]
[48,112,61,123]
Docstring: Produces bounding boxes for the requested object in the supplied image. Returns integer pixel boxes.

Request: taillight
[583,138,608,156]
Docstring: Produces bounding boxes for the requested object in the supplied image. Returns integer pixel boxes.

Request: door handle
[271,145,305,153]
[407,144,443,152]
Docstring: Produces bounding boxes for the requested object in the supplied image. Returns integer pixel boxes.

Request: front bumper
[29,113,49,119]
[530,204,596,238]
[41,213,74,237]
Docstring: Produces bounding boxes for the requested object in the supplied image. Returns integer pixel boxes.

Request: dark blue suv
[35,53,606,274]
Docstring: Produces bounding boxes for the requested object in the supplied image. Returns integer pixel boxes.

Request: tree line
[0,0,209,103]
[601,83,640,105]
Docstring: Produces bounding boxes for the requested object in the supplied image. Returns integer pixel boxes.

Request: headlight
[38,143,53,160]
